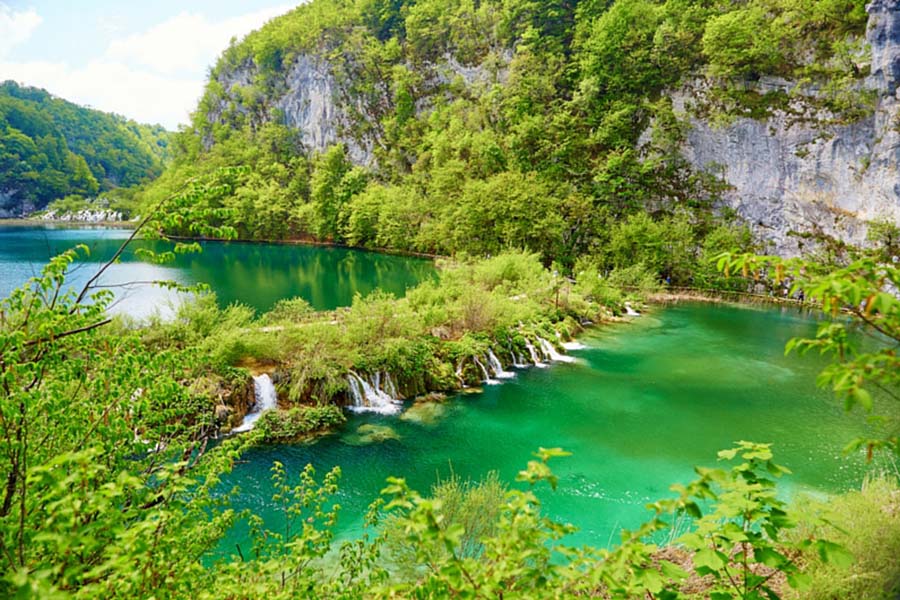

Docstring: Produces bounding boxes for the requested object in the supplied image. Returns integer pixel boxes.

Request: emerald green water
[0,226,434,315]
[219,304,870,555]
[0,227,872,556]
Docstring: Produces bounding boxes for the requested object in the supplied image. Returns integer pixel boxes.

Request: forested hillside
[0,81,169,215]
[146,0,875,277]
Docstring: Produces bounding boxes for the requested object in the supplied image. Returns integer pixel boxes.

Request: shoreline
[162,233,446,260]
[1,219,444,260]
[0,218,136,229]
[648,286,813,309]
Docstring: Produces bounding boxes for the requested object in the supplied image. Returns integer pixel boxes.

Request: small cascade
[487,349,515,379]
[346,372,402,415]
[455,361,466,385]
[232,374,278,433]
[538,337,576,363]
[511,351,528,369]
[557,330,587,351]
[624,303,641,316]
[525,339,548,368]
[473,356,500,385]
[383,371,399,399]
[372,371,383,395]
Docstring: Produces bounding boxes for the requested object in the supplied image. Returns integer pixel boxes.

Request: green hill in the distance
[0,80,170,216]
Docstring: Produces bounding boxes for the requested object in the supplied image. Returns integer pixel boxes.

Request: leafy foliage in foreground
[788,474,900,600]
[180,444,852,599]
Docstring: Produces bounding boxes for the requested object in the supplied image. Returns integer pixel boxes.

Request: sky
[0,0,296,129]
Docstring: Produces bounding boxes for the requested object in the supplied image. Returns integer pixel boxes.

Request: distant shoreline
[0,220,441,260]
[161,234,445,260]
[0,218,136,229]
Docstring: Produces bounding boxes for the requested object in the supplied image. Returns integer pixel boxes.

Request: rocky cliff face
[208,52,507,166]
[207,54,374,162]
[273,55,372,164]
[679,0,900,255]
[207,2,899,255]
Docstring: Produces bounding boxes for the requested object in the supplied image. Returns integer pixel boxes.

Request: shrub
[254,405,346,443]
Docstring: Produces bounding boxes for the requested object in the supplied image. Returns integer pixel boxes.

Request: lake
[0,225,435,316]
[0,226,870,557]
[218,303,870,554]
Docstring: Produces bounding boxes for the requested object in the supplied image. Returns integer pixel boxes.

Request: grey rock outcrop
[679,0,900,254]
[208,51,508,167]
[274,55,373,164]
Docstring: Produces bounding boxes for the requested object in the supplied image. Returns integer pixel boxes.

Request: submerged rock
[400,401,447,426]
[343,424,401,446]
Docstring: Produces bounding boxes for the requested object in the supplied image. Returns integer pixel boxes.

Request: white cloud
[1,4,292,129]
[0,58,202,128]
[106,6,291,76]
[96,14,127,36]
[0,5,42,58]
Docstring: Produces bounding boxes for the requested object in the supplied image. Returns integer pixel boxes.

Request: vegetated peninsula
[0,81,170,218]
[1,1,899,599]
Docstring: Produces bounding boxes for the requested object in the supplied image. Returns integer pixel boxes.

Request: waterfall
[372,371,382,394]
[487,349,515,379]
[473,356,500,385]
[524,339,548,368]
[556,330,587,351]
[511,351,528,369]
[383,371,399,398]
[346,371,402,415]
[624,303,641,316]
[232,374,278,433]
[455,361,466,385]
[538,337,576,363]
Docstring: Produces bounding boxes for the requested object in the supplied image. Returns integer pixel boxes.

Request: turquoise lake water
[0,225,434,316]
[217,303,870,554]
[0,226,870,558]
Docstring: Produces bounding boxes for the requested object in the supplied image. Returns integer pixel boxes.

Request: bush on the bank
[787,475,900,600]
[574,259,660,312]
[607,263,662,295]
[382,470,507,582]
[260,297,315,323]
[254,405,346,442]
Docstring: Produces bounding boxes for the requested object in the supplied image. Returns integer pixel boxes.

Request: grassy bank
[649,286,809,307]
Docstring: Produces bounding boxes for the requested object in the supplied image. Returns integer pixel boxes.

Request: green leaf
[817,541,855,568]
[851,387,873,411]
[717,448,738,460]
[753,546,787,568]
[786,571,813,590]
[694,547,726,572]
[660,560,689,580]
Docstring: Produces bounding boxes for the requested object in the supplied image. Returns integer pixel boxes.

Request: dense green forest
[0,81,169,214]
[145,0,871,280]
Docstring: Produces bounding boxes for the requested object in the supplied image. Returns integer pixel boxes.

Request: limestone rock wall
[208,2,900,255]
[680,0,900,254]
[208,51,507,167]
